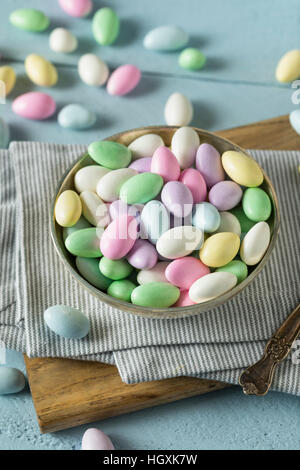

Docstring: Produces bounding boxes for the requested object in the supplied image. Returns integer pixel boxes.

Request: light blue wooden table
[0,0,299,450]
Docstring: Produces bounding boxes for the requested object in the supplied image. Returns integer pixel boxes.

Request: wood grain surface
[25,114,299,434]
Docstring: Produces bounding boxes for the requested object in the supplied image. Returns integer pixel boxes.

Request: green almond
[65,228,102,258]
[108,280,136,302]
[120,172,163,204]
[242,188,271,222]
[92,7,120,45]
[88,141,131,169]
[99,257,133,280]
[131,282,180,308]
[10,8,49,32]
[63,216,92,242]
[179,48,206,70]
[76,257,112,291]
[216,260,248,284]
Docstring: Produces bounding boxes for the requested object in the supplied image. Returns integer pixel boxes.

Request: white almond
[189,272,237,303]
[78,53,109,86]
[215,211,241,237]
[137,262,169,285]
[240,221,270,265]
[96,168,137,202]
[128,134,164,159]
[74,165,110,194]
[164,92,193,126]
[49,28,78,53]
[80,191,109,227]
[156,225,203,259]
[171,126,200,169]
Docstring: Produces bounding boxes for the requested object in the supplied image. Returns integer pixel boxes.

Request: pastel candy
[179,48,206,70]
[161,181,193,218]
[120,172,163,204]
[49,28,78,53]
[189,272,237,303]
[80,191,109,227]
[92,7,120,45]
[0,367,26,395]
[222,151,263,187]
[289,109,300,135]
[0,66,16,96]
[208,181,243,211]
[179,168,207,203]
[44,305,89,339]
[76,257,112,290]
[192,202,220,233]
[108,280,136,302]
[88,141,132,169]
[78,54,109,86]
[10,8,49,32]
[164,92,193,126]
[0,118,10,149]
[58,104,96,130]
[141,200,170,244]
[276,50,300,83]
[151,146,180,182]
[96,168,137,202]
[99,256,133,280]
[100,215,138,259]
[12,92,56,120]
[128,134,164,159]
[240,221,270,265]
[143,25,189,51]
[196,143,224,188]
[55,190,82,227]
[25,54,58,87]
[63,216,92,242]
[74,165,110,194]
[242,188,271,222]
[129,157,152,173]
[165,257,210,289]
[127,239,158,270]
[65,227,103,258]
[107,65,141,96]
[59,0,92,17]
[200,232,240,267]
[174,289,195,307]
[109,200,143,220]
[216,260,248,285]
[171,126,200,169]
[216,211,241,237]
[137,262,169,285]
[230,206,256,233]
[82,428,115,451]
[156,226,203,259]
[131,282,180,308]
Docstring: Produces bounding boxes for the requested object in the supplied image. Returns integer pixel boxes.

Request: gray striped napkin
[0,143,299,394]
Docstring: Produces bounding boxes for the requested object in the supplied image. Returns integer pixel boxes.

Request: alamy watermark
[291,80,300,104]
[0,341,6,364]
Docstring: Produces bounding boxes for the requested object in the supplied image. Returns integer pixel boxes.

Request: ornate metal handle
[239,303,300,396]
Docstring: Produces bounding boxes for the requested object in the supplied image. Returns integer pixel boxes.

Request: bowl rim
[50,125,280,319]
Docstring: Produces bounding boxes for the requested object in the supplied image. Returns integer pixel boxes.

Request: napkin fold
[0,142,299,394]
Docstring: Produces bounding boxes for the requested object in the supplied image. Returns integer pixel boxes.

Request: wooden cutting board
[25,114,299,433]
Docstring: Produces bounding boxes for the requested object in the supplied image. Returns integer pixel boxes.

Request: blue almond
[58,104,96,130]
[0,367,26,395]
[44,305,90,339]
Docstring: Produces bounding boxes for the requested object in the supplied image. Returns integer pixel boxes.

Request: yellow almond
[55,190,82,227]
[0,65,16,96]
[276,49,300,83]
[221,150,263,187]
[199,232,240,268]
[25,53,58,87]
